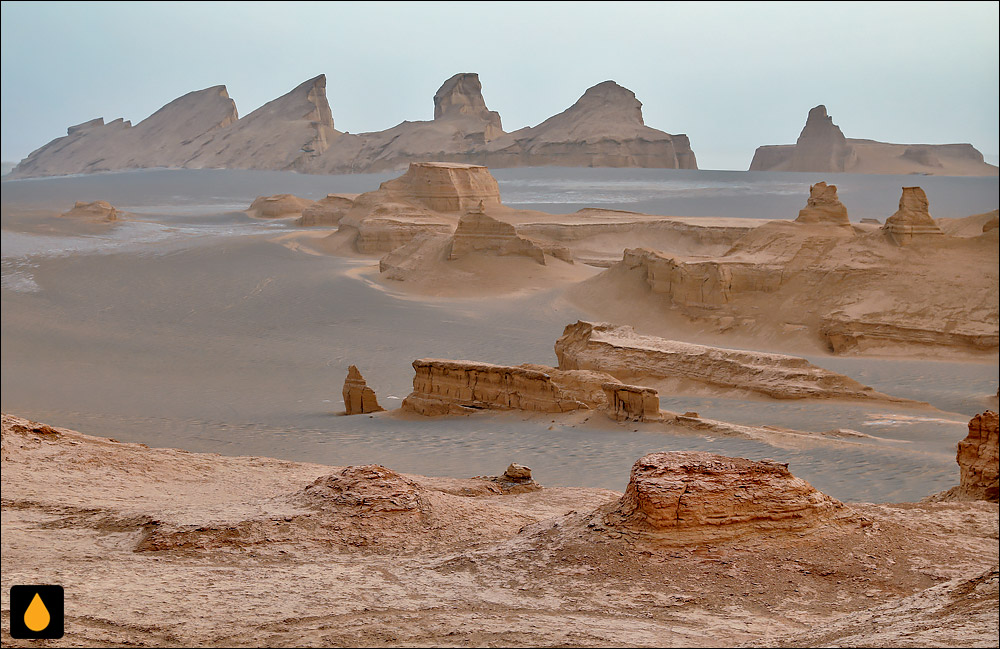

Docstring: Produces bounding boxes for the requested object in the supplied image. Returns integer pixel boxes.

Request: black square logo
[9,585,64,639]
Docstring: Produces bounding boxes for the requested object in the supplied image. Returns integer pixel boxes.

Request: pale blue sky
[2,1,998,169]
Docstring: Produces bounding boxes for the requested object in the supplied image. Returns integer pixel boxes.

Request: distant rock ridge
[9,74,697,178]
[750,105,998,176]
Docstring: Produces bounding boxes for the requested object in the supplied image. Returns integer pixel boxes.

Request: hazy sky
[2,1,998,170]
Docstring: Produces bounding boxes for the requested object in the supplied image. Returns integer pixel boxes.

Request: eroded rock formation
[883,187,945,245]
[342,365,384,415]
[556,321,914,402]
[60,200,120,221]
[603,452,846,543]
[11,74,697,178]
[795,181,851,227]
[296,194,356,226]
[750,105,997,176]
[602,383,661,422]
[957,411,999,502]
[246,194,316,219]
[380,162,502,213]
[448,205,545,264]
[401,359,591,416]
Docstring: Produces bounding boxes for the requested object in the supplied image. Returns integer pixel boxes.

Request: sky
[1,1,998,170]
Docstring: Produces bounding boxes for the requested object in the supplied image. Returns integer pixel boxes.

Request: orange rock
[957,411,999,502]
[342,365,384,415]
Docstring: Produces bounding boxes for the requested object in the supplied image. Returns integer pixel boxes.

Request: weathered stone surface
[602,382,661,422]
[433,72,503,141]
[448,206,545,264]
[750,105,997,176]
[342,365,384,415]
[604,452,845,543]
[379,162,502,213]
[883,187,945,245]
[246,194,315,219]
[60,200,120,221]
[958,411,999,502]
[401,359,590,416]
[795,181,851,227]
[555,321,913,402]
[503,463,533,482]
[296,194,355,227]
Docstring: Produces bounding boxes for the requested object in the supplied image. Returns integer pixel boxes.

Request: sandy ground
[1,414,997,647]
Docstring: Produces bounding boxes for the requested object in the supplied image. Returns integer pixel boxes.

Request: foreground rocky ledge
[1,413,996,647]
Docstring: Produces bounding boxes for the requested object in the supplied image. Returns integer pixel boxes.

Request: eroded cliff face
[380,162,502,213]
[342,365,385,415]
[749,105,997,176]
[11,74,697,178]
[448,207,546,264]
[555,321,914,402]
[958,411,999,502]
[604,452,847,544]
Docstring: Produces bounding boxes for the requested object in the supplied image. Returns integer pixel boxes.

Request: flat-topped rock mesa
[60,200,121,221]
[10,74,697,178]
[750,105,998,176]
[379,162,502,213]
[555,321,920,403]
[342,365,385,415]
[795,181,851,228]
[296,194,357,227]
[604,452,847,544]
[882,186,945,245]
[602,382,662,422]
[245,193,316,219]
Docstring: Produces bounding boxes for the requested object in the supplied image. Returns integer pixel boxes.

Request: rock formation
[342,365,384,415]
[555,321,916,402]
[296,194,356,226]
[602,382,661,422]
[957,411,999,501]
[882,187,945,245]
[379,162,502,213]
[750,105,998,176]
[448,205,545,264]
[10,74,697,178]
[795,181,851,227]
[401,359,591,416]
[604,452,846,544]
[60,200,120,221]
[245,194,315,219]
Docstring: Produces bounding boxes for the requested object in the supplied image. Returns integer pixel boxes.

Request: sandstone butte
[931,410,999,503]
[750,104,998,176]
[342,365,384,415]
[571,184,999,357]
[555,321,923,403]
[3,413,997,646]
[59,200,121,221]
[9,73,697,179]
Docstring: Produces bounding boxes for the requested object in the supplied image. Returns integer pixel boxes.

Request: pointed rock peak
[569,80,644,125]
[798,104,845,142]
[434,73,491,119]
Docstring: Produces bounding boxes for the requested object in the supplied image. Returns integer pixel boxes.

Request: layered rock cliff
[10,74,697,178]
[750,105,998,176]
[957,411,999,502]
[603,452,846,544]
[555,321,915,402]
[342,365,385,415]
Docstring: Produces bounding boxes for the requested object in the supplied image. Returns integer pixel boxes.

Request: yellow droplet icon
[24,592,51,632]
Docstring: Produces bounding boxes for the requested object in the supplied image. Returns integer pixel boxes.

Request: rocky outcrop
[555,321,917,402]
[750,105,997,176]
[342,365,384,415]
[883,187,945,245]
[11,75,697,178]
[602,383,661,422]
[60,200,120,221]
[795,181,851,227]
[379,162,502,213]
[448,206,545,264]
[604,452,845,544]
[296,194,356,227]
[245,194,315,219]
[957,411,999,502]
[401,359,591,416]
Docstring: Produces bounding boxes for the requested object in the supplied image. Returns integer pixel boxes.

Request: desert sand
[2,160,998,646]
